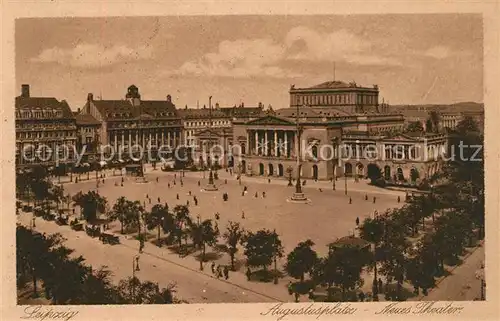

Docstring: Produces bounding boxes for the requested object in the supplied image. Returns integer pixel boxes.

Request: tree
[223,221,245,271]
[108,196,128,234]
[378,215,410,301]
[73,191,108,224]
[243,229,284,273]
[172,205,192,248]
[285,239,318,283]
[189,219,219,264]
[145,204,171,243]
[359,215,386,294]
[50,185,64,212]
[405,121,424,133]
[428,111,441,133]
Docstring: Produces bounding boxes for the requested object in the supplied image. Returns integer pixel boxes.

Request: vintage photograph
[14,14,485,306]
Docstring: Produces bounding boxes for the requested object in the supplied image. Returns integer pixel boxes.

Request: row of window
[106,111,175,118]
[109,121,178,129]
[16,131,75,139]
[294,93,377,106]
[16,110,63,119]
[185,120,231,127]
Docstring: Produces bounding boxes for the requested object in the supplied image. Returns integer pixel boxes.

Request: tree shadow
[194,251,223,262]
[168,243,197,257]
[213,243,229,253]
[248,268,285,283]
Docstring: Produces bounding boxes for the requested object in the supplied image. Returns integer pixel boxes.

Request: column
[114,133,118,151]
[293,132,297,157]
[284,131,288,157]
[254,130,259,155]
[135,131,139,145]
[264,131,268,156]
[246,130,250,155]
[274,130,278,156]
[148,132,152,147]
[121,132,124,148]
[155,132,158,147]
[128,131,132,148]
[167,132,171,147]
[161,131,165,145]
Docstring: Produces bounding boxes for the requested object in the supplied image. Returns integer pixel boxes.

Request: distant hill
[389,102,483,113]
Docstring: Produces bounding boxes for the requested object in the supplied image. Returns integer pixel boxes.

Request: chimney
[87,93,94,102]
[167,95,172,103]
[21,84,30,98]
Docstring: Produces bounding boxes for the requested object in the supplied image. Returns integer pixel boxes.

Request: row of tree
[16,225,179,304]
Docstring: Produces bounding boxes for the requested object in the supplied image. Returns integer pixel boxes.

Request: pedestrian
[254,192,258,198]
[224,266,229,280]
[216,265,221,278]
[365,194,368,201]
[156,177,159,183]
[308,288,315,300]
[121,177,124,183]
[146,194,149,199]
[198,180,201,186]
[262,191,266,198]
[349,197,352,204]
[215,212,220,220]
[194,197,198,206]
[246,267,252,281]
[174,180,176,185]
[378,278,383,293]
[224,179,227,184]
[168,183,170,188]
[102,178,105,184]
[149,198,152,204]
[72,208,75,214]
[358,291,366,302]
[373,196,376,203]
[211,262,216,274]
[143,200,146,207]
[174,174,177,179]
[268,178,271,184]
[181,180,183,187]
[356,217,360,226]
[176,194,179,200]
[319,188,322,192]
[244,186,247,192]
[397,196,401,203]
[189,191,192,196]
[158,197,160,203]
[121,182,124,187]
[186,200,190,206]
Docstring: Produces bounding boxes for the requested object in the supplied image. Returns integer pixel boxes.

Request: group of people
[211,262,229,280]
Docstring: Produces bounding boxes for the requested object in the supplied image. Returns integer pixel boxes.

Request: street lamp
[204,96,218,191]
[332,137,338,191]
[289,103,308,202]
[132,255,140,300]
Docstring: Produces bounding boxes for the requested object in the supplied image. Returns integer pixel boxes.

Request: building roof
[75,113,101,126]
[178,108,229,119]
[219,106,265,118]
[291,80,378,91]
[15,96,75,119]
[90,99,179,121]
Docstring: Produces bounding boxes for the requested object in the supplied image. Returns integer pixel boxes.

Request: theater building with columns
[232,81,448,184]
[79,85,183,161]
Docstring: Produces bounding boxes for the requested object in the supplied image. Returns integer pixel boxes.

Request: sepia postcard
[1,1,499,320]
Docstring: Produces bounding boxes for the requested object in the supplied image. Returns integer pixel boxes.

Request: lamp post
[290,103,307,202]
[131,255,140,301]
[204,96,218,191]
[332,137,338,191]
[344,163,348,196]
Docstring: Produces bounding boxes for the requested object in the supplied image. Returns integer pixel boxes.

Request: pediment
[245,115,294,126]
[196,128,223,138]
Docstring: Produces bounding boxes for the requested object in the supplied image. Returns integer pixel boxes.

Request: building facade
[289,81,388,113]
[80,85,183,162]
[232,80,447,183]
[74,112,102,163]
[15,84,77,168]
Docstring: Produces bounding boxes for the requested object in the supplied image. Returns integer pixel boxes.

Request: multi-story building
[178,105,232,147]
[15,84,77,169]
[80,85,183,162]
[74,111,102,163]
[232,81,447,184]
[289,81,388,113]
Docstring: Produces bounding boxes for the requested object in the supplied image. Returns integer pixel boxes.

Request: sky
[16,14,483,111]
